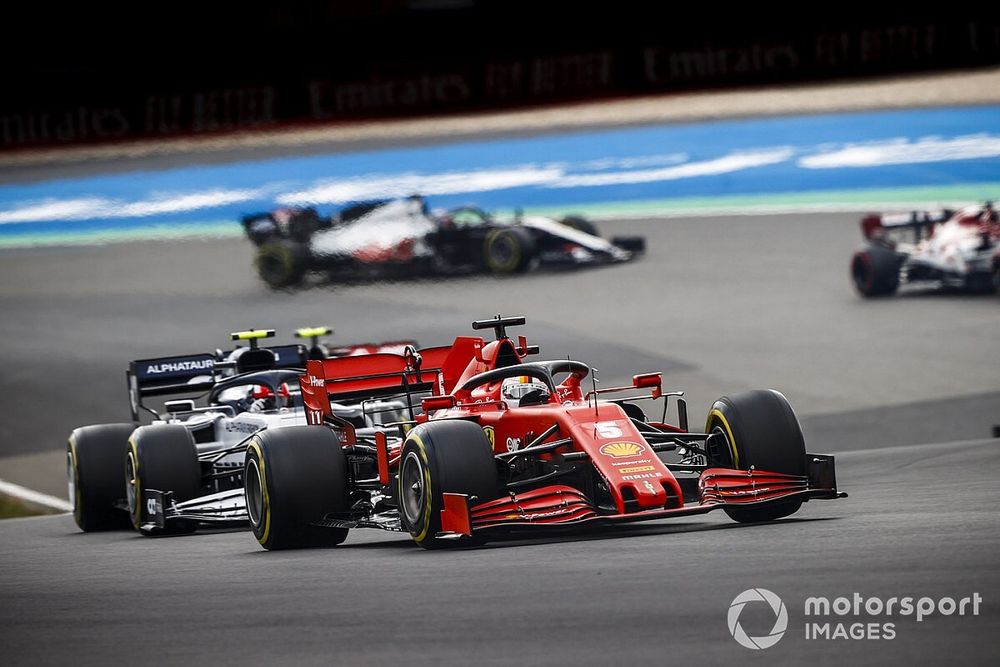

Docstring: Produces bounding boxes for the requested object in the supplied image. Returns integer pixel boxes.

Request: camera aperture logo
[728,588,788,650]
[728,589,983,648]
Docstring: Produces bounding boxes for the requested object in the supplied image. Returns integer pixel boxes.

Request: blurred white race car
[242,195,645,288]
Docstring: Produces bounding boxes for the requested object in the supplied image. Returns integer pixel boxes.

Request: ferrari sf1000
[244,316,844,550]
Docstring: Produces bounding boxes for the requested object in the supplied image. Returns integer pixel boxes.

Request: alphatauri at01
[67,328,412,534]
[244,317,844,550]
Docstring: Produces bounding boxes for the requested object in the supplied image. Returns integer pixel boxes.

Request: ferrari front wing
[438,453,845,539]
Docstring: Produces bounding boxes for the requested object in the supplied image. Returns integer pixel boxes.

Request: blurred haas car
[851,201,1000,296]
[67,327,414,535]
[244,316,845,550]
[241,196,645,288]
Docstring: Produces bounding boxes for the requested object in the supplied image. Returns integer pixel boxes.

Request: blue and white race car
[67,328,412,535]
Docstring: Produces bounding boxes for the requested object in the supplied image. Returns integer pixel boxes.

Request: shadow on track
[230,515,841,556]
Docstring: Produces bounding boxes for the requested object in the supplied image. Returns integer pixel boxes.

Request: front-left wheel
[67,423,135,531]
[704,389,807,523]
[398,420,499,549]
[244,426,350,550]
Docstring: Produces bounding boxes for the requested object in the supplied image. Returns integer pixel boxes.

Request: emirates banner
[2,3,998,151]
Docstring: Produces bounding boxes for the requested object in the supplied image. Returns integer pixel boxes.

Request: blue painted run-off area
[1,106,999,240]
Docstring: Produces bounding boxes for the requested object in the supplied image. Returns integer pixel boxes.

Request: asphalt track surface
[1,438,997,666]
[0,213,998,664]
[1,213,998,494]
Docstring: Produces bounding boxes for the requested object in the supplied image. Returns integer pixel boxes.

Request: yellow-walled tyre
[244,426,349,550]
[257,240,306,289]
[398,420,498,549]
[704,389,806,523]
[483,228,534,274]
[127,425,201,535]
[67,423,135,531]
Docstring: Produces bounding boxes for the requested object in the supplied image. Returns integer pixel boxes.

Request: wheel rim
[259,251,288,285]
[245,457,264,528]
[399,451,427,528]
[489,235,516,269]
[125,451,138,518]
[66,450,77,512]
[710,424,736,468]
[493,238,513,263]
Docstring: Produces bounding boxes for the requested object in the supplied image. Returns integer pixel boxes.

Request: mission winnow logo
[727,588,983,649]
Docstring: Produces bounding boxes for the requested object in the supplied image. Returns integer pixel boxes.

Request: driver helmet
[501,375,549,402]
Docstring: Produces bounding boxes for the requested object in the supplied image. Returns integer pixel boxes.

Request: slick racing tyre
[851,244,900,296]
[244,426,349,550]
[483,228,535,274]
[964,271,997,294]
[257,240,307,289]
[398,420,499,549]
[704,390,806,523]
[67,423,135,531]
[127,425,202,535]
[559,215,599,237]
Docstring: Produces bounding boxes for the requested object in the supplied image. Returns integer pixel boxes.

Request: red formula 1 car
[851,201,1000,296]
[244,317,844,550]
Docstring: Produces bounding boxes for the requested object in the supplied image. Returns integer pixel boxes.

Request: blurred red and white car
[851,202,1000,296]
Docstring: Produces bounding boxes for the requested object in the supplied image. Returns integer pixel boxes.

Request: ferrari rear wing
[299,327,542,426]
[300,347,447,424]
[329,340,420,357]
[299,337,494,423]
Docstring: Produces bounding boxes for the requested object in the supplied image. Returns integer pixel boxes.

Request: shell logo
[599,441,644,458]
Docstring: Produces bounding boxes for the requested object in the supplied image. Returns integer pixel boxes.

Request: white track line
[0,478,71,513]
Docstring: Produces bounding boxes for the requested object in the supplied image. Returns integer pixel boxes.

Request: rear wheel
[244,426,350,550]
[483,228,535,274]
[257,240,307,288]
[127,425,202,534]
[67,423,135,531]
[398,420,499,549]
[704,390,806,523]
[851,245,900,296]
[964,271,997,294]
